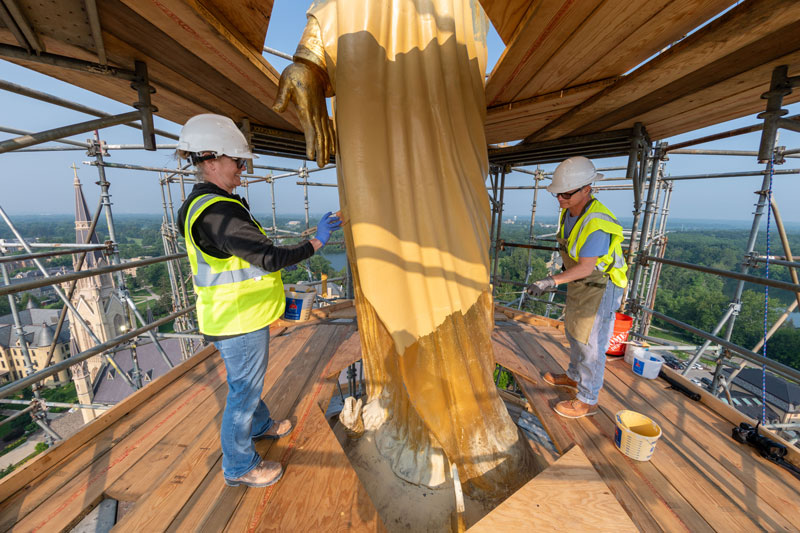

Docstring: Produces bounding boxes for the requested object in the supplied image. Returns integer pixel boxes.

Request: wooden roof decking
[0,0,298,131]
[3,1,800,150]
[482,0,800,144]
[1,304,799,531]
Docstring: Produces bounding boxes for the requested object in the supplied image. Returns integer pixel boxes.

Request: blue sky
[1,2,799,224]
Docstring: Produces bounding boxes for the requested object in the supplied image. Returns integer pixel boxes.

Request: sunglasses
[552,187,584,200]
[229,157,247,170]
[193,153,247,169]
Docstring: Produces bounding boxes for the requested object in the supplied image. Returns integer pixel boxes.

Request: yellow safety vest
[184,194,285,336]
[558,197,628,288]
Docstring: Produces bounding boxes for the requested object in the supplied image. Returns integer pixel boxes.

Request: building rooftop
[93,338,187,404]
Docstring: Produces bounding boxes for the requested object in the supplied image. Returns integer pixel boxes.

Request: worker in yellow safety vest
[176,114,341,487]
[527,156,628,419]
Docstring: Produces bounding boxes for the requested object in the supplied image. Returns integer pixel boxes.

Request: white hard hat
[177,114,256,160]
[547,156,603,194]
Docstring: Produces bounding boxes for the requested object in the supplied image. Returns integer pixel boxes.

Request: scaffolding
[1,63,799,448]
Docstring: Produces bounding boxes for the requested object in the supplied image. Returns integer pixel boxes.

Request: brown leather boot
[253,418,293,440]
[542,372,578,392]
[554,398,597,419]
[224,459,284,487]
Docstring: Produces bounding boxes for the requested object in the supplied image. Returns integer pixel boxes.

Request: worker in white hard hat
[176,114,341,488]
[526,156,628,418]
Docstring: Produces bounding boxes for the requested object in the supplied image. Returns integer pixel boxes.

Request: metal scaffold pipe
[0,306,195,399]
[0,79,179,140]
[0,125,89,148]
[0,244,108,264]
[0,111,141,153]
[662,169,800,181]
[636,304,800,384]
[0,253,186,297]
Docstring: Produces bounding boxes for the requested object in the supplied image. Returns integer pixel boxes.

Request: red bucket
[606,313,633,356]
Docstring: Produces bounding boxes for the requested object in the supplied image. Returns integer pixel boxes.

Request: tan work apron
[558,236,610,344]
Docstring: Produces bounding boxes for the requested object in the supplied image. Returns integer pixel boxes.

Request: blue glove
[314,211,341,246]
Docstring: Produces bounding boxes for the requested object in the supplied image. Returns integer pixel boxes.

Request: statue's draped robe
[299,0,533,499]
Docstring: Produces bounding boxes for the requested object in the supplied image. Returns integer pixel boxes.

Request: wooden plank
[486,0,604,106]
[530,0,800,141]
[105,441,189,502]
[324,329,361,378]
[492,328,539,384]
[233,406,384,532]
[644,71,800,140]
[98,0,291,128]
[487,80,614,124]
[115,0,299,129]
[486,81,613,144]
[113,323,328,531]
[511,0,661,100]
[501,328,576,454]
[602,361,800,530]
[496,305,564,331]
[521,325,713,532]
[654,364,800,477]
[573,17,800,136]
[201,0,274,53]
[6,357,229,532]
[593,364,791,531]
[470,445,637,532]
[478,0,536,44]
[223,326,379,532]
[570,0,736,87]
[0,344,217,503]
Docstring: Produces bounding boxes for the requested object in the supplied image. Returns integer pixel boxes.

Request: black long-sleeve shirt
[177,182,314,271]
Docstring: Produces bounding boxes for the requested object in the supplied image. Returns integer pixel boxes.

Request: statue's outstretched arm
[273,18,335,168]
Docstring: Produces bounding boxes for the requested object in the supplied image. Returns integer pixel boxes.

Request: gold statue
[274,0,535,502]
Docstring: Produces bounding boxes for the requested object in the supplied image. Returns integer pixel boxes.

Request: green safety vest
[558,197,628,288]
[184,194,285,336]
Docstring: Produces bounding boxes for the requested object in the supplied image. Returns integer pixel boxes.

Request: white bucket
[283,284,316,322]
[624,343,647,366]
[632,352,663,379]
[614,410,662,461]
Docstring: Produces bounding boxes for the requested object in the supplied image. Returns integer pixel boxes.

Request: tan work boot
[542,372,578,392]
[224,459,284,488]
[554,398,597,419]
[253,418,293,440]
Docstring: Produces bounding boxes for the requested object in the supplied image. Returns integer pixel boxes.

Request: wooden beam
[529,0,800,142]
[486,79,614,144]
[470,445,638,532]
[200,0,274,54]
[478,0,537,45]
[116,0,299,130]
[644,72,800,140]
[572,17,800,136]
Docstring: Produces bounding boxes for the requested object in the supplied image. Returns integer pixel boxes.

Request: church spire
[72,164,102,268]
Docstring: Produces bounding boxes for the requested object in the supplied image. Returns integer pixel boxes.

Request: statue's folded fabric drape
[298,0,533,499]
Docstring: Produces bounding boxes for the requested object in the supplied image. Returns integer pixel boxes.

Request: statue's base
[332,422,494,532]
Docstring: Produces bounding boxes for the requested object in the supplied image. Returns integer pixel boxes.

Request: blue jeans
[213,326,275,479]
[565,282,624,405]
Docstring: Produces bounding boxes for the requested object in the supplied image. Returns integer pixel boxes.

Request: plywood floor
[1,311,799,532]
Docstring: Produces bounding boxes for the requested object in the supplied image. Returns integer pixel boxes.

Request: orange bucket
[606,313,633,356]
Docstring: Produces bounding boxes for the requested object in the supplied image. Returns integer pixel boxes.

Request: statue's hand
[273,62,335,168]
